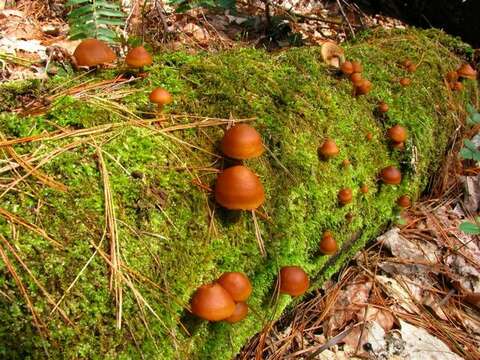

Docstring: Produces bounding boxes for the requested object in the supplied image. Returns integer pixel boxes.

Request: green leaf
[459,221,480,234]
[69,5,94,18]
[460,147,474,160]
[96,9,125,17]
[96,18,125,26]
[66,0,91,5]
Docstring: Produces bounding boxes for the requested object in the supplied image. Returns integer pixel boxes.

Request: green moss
[0,28,477,359]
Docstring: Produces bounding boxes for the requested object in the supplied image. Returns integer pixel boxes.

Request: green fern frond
[66,0,125,43]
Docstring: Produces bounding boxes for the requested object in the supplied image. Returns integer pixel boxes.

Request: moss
[0,28,477,359]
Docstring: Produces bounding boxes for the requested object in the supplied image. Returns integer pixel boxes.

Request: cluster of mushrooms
[70,38,478,324]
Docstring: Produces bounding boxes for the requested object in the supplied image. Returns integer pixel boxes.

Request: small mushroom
[338,188,353,205]
[224,302,249,324]
[350,72,363,85]
[451,81,463,91]
[220,124,264,160]
[318,139,339,159]
[342,159,351,168]
[378,101,389,113]
[149,87,172,113]
[125,46,152,71]
[366,132,373,141]
[319,231,338,255]
[387,125,407,143]
[355,79,372,96]
[321,42,345,68]
[457,63,477,80]
[351,61,363,73]
[406,63,417,73]
[190,283,236,321]
[399,78,411,87]
[397,195,411,208]
[73,39,116,68]
[341,61,354,75]
[360,184,369,193]
[446,71,459,82]
[217,272,252,302]
[214,165,265,210]
[279,266,309,297]
[380,166,402,185]
[401,59,413,68]
[391,141,405,151]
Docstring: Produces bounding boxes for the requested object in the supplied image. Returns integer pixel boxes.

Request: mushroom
[391,141,405,151]
[366,132,373,141]
[318,139,339,159]
[190,283,236,321]
[387,125,407,143]
[451,81,463,91]
[341,61,354,75]
[350,72,363,85]
[321,42,345,68]
[279,266,309,297]
[378,101,389,113]
[214,165,265,210]
[360,184,369,193]
[399,78,411,87]
[73,39,116,68]
[380,166,402,185]
[220,124,264,160]
[351,61,363,73]
[224,302,249,324]
[355,79,372,96]
[217,272,252,302]
[446,71,459,82]
[406,63,417,73]
[319,231,338,255]
[338,188,353,205]
[457,63,477,80]
[125,46,152,72]
[149,87,172,113]
[401,59,413,68]
[397,195,411,208]
[342,159,351,168]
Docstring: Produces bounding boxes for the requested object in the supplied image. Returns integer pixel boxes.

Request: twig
[336,0,355,37]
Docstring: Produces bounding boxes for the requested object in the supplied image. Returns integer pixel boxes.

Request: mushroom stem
[157,104,164,113]
[252,210,266,257]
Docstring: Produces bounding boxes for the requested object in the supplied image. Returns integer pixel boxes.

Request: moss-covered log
[0,28,476,359]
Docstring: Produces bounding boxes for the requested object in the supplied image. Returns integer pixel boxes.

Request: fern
[66,0,125,43]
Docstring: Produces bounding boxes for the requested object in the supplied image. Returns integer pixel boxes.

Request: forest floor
[1,1,479,359]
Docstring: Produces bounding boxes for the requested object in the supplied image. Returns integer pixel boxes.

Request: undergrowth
[0,28,477,359]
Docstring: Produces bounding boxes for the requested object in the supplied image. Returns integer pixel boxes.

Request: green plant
[459,104,480,161]
[466,103,480,125]
[459,218,480,234]
[66,0,125,42]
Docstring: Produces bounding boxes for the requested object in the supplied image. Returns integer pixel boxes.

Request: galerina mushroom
[397,195,411,208]
[341,61,354,75]
[380,166,402,185]
[220,124,264,160]
[319,231,338,255]
[73,39,116,68]
[279,266,309,297]
[338,188,353,205]
[224,302,249,324]
[399,78,411,87]
[378,101,389,113]
[217,272,252,302]
[318,139,339,159]
[149,87,172,113]
[190,283,236,321]
[125,46,153,72]
[387,125,407,143]
[457,63,477,80]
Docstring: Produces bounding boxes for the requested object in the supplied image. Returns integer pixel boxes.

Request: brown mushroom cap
[224,302,249,324]
[319,231,338,255]
[149,87,172,106]
[380,166,402,185]
[73,39,116,67]
[318,139,339,159]
[451,81,463,91]
[279,266,309,297]
[360,184,369,193]
[190,283,236,321]
[406,63,417,73]
[457,63,477,80]
[338,188,353,205]
[399,78,411,87]
[397,195,411,208]
[378,102,389,113]
[387,125,407,143]
[214,165,265,210]
[355,79,372,95]
[220,124,264,160]
[341,61,354,75]
[401,59,413,68]
[217,272,252,302]
[125,46,153,68]
[366,132,373,141]
[321,42,345,68]
[391,141,405,151]
[446,71,459,82]
[351,61,363,73]
[350,72,363,85]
